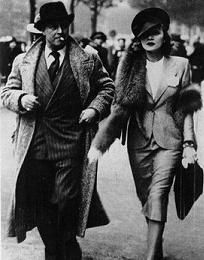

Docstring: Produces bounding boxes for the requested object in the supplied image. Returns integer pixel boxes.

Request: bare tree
[29,0,36,24]
[67,0,80,34]
[67,0,121,34]
[29,0,36,42]
[79,0,116,34]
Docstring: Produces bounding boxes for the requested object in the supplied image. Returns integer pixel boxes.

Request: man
[170,33,187,58]
[188,35,204,83]
[26,13,42,44]
[90,31,110,73]
[1,2,114,259]
[110,37,126,80]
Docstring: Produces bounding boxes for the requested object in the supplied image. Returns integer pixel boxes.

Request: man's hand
[21,94,40,112]
[182,146,197,168]
[87,146,102,163]
[79,108,98,124]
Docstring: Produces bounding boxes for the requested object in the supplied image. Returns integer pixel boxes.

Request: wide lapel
[35,49,55,107]
[20,38,44,95]
[153,57,170,103]
[68,38,93,106]
[154,56,179,105]
[145,73,154,101]
[44,58,66,110]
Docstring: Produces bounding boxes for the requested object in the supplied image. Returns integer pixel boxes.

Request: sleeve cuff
[18,93,27,111]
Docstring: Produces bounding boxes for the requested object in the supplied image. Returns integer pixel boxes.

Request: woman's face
[140,25,164,53]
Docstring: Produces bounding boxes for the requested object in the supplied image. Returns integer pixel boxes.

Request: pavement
[1,91,204,260]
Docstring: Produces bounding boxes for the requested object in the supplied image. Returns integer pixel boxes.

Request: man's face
[9,41,17,49]
[118,39,125,49]
[93,38,104,46]
[43,21,69,50]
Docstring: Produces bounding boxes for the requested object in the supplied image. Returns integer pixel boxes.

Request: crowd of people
[0,2,203,260]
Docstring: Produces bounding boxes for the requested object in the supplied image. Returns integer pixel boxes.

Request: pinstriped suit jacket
[30,47,84,160]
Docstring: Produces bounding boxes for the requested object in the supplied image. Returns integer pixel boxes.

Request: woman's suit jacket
[90,48,202,155]
[128,56,192,150]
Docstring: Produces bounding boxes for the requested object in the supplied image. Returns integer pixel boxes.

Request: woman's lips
[146,42,155,46]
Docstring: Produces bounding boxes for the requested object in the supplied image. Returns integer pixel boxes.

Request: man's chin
[54,41,66,50]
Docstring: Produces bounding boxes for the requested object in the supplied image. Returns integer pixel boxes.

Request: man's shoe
[45,250,56,260]
[66,238,82,260]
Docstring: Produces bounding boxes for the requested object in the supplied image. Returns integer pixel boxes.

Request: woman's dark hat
[90,32,107,42]
[131,8,170,38]
[34,2,74,31]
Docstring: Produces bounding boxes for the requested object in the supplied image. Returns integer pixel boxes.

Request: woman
[88,8,202,260]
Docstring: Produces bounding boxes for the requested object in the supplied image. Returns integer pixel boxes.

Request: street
[1,104,204,260]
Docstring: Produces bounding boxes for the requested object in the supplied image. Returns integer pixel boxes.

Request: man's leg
[26,159,58,259]
[53,158,83,260]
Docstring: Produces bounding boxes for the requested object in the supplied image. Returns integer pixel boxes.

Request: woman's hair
[161,30,172,56]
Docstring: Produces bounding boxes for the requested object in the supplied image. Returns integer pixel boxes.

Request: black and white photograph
[0,0,204,259]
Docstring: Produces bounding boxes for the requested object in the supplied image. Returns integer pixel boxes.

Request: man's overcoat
[1,36,114,242]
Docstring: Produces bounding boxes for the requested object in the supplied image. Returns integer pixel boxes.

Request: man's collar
[45,45,66,59]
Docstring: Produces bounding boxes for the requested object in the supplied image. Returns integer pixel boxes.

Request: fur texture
[92,104,129,153]
[178,84,202,113]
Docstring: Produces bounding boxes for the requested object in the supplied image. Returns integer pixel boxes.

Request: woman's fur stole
[92,46,202,154]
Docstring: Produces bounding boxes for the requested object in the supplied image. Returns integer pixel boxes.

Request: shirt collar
[45,45,66,60]
[146,56,164,68]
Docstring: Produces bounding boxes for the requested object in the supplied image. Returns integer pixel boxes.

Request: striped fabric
[29,50,85,160]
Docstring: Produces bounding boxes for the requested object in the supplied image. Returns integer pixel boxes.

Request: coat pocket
[167,75,180,87]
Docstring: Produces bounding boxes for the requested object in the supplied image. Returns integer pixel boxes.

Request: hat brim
[27,24,42,34]
[137,22,161,38]
[34,13,74,31]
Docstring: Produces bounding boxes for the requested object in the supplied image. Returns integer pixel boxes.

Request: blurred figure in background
[7,37,23,77]
[107,29,118,69]
[90,31,110,73]
[170,33,187,57]
[72,32,97,54]
[110,37,126,80]
[188,35,204,83]
[26,13,42,47]
[0,36,22,83]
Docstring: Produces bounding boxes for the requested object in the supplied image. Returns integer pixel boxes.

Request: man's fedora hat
[27,14,42,34]
[34,2,74,31]
[131,8,170,38]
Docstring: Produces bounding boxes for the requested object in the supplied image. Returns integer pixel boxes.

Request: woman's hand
[182,146,197,168]
[87,146,102,163]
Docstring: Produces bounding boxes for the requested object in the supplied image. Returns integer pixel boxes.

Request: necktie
[48,51,60,81]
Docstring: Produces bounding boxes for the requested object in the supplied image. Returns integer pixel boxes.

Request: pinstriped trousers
[16,157,82,256]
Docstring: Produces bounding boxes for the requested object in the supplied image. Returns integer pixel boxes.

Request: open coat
[1,37,114,242]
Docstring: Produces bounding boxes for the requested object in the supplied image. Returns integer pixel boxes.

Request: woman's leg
[146,219,165,260]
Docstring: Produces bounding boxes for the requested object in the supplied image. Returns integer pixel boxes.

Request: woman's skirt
[128,138,181,222]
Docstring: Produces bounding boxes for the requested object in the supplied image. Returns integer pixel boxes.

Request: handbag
[174,161,203,220]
